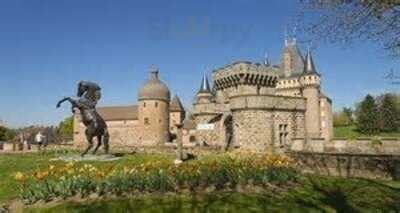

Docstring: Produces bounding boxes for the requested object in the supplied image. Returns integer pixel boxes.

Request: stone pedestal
[175,123,184,165]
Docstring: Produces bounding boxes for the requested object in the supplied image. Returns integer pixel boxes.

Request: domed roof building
[138,67,170,102]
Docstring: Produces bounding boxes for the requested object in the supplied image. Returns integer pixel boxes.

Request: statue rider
[73,81,102,124]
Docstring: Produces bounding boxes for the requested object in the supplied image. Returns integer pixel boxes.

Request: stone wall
[229,95,306,152]
[232,110,273,152]
[290,137,400,154]
[290,152,400,180]
[74,119,142,150]
[193,115,222,147]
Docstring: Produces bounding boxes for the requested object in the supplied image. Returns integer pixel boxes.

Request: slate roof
[198,72,211,93]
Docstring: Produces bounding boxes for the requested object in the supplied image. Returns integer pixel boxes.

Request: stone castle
[74,38,333,152]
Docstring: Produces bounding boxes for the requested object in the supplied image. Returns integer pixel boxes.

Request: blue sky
[0,0,398,127]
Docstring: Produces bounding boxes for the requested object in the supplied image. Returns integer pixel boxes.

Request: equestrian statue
[56,81,110,156]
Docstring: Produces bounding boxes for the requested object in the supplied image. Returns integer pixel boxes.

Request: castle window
[144,118,149,125]
[159,119,162,123]
[278,124,289,147]
[155,102,158,108]
[143,102,146,107]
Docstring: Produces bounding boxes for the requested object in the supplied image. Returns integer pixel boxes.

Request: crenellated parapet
[212,61,280,91]
[299,74,321,88]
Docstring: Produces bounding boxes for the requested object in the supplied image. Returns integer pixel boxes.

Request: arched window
[143,102,146,107]
[155,102,158,108]
[144,118,149,125]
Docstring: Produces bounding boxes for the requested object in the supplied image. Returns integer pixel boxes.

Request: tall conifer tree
[357,94,379,135]
[379,94,399,132]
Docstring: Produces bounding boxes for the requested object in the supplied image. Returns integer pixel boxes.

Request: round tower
[300,49,321,138]
[138,66,171,145]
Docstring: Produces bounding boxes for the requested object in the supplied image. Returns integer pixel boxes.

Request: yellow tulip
[14,172,25,181]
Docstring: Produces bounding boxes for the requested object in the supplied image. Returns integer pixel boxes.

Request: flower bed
[14,154,297,204]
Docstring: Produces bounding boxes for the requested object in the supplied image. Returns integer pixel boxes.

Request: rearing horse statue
[57,81,109,156]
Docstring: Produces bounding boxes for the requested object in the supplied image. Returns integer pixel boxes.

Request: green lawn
[28,176,400,213]
[334,125,400,138]
[1,151,399,212]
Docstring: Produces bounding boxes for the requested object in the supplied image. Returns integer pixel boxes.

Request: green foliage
[378,94,399,132]
[0,125,16,141]
[57,117,74,141]
[334,125,400,138]
[371,136,383,146]
[356,94,379,135]
[333,108,352,127]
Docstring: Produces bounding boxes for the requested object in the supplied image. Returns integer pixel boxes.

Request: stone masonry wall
[74,119,142,150]
[232,110,273,152]
[193,115,222,147]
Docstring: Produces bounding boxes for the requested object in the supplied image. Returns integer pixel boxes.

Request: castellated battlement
[213,62,280,89]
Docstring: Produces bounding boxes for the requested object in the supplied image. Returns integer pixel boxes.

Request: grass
[334,125,400,138]
[1,151,400,212]
[27,175,400,212]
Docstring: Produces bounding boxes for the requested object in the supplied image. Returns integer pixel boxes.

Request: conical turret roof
[170,95,185,112]
[303,49,319,75]
[281,39,305,75]
[198,72,211,94]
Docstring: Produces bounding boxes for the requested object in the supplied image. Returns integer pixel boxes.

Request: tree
[58,117,74,141]
[0,126,16,141]
[342,107,354,124]
[378,94,399,132]
[0,126,8,141]
[299,0,400,57]
[333,109,352,127]
[356,94,379,135]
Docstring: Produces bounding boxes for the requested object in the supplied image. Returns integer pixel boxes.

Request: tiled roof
[97,105,138,121]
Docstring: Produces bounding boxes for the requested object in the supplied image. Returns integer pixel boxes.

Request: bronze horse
[57,81,109,156]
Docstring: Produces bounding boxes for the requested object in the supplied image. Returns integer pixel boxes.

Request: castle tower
[281,38,305,77]
[196,72,213,104]
[138,66,171,145]
[300,49,321,138]
[169,95,185,136]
